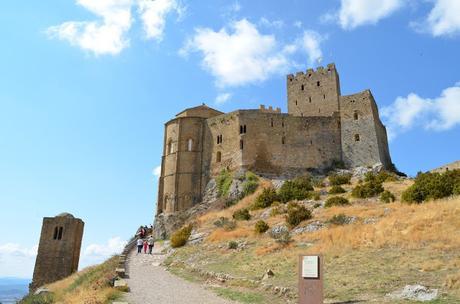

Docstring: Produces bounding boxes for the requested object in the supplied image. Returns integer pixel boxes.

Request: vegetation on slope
[20,256,121,304]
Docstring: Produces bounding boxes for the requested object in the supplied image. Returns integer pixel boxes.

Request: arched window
[355,134,360,142]
[58,227,63,240]
[216,151,222,163]
[301,84,304,91]
[167,139,174,154]
[187,139,193,151]
[53,226,58,240]
[354,111,359,120]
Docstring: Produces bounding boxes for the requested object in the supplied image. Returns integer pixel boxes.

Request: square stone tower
[30,213,84,291]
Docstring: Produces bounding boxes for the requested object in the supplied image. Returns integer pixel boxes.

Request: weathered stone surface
[388,284,438,302]
[292,221,325,234]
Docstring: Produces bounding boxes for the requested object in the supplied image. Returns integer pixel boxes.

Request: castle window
[355,134,360,142]
[323,94,326,99]
[351,99,355,103]
[58,227,63,240]
[216,151,222,163]
[295,100,297,105]
[281,120,284,127]
[167,139,173,154]
[317,81,320,87]
[187,139,193,151]
[243,125,246,133]
[53,226,58,240]
[282,136,285,145]
[239,125,247,134]
[240,140,244,150]
[217,135,223,144]
[301,84,304,91]
[309,96,312,103]
[270,118,274,127]
[354,111,359,120]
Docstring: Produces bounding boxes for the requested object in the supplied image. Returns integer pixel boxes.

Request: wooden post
[298,254,324,304]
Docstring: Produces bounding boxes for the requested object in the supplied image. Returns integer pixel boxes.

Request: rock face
[388,284,438,302]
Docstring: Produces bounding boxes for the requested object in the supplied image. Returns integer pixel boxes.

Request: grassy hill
[20,256,122,304]
[165,173,460,303]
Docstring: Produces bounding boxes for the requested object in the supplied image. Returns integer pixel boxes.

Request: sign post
[298,255,323,304]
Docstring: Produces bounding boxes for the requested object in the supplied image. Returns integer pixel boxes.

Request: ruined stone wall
[340,90,391,168]
[287,63,341,117]
[31,214,84,291]
[431,160,460,173]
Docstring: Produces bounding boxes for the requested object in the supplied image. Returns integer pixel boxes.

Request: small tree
[254,220,269,234]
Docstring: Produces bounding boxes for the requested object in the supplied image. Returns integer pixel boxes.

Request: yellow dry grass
[298,197,460,253]
[207,226,253,242]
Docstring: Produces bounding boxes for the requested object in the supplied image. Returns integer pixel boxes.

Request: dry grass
[207,226,253,242]
[299,197,460,253]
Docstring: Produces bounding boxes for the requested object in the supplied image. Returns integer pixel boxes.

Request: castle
[30,213,84,291]
[156,63,392,215]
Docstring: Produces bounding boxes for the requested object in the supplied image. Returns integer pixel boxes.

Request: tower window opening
[239,125,243,134]
[355,134,360,142]
[323,94,326,99]
[216,151,222,163]
[295,100,297,105]
[167,139,173,154]
[270,118,274,127]
[239,125,247,134]
[354,111,359,120]
[281,120,284,127]
[282,136,285,145]
[187,139,193,151]
[309,96,312,103]
[243,125,246,133]
[53,227,58,240]
[58,227,63,240]
[301,84,304,91]
[240,140,244,150]
[317,81,320,86]
[217,135,223,144]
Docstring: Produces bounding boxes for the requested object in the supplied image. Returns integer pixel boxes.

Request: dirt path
[123,244,235,304]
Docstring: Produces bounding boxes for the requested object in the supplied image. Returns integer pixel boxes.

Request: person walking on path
[143,239,148,254]
[147,236,154,254]
[136,238,143,254]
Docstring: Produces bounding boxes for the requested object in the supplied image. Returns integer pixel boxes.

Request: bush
[285,203,312,227]
[325,196,350,208]
[224,199,237,208]
[312,177,325,188]
[19,294,54,304]
[365,171,397,184]
[241,171,259,198]
[228,241,238,249]
[269,227,291,245]
[380,190,396,203]
[454,183,460,196]
[270,202,285,216]
[170,224,193,248]
[329,185,346,194]
[327,213,350,225]
[216,169,233,197]
[254,220,269,234]
[233,208,251,221]
[352,179,384,198]
[245,171,259,182]
[329,173,352,186]
[278,176,313,203]
[253,187,278,209]
[402,170,460,203]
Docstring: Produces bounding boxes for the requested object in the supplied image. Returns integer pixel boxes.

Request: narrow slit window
[167,140,173,154]
[243,125,246,133]
[270,118,274,127]
[309,96,312,103]
[53,227,58,240]
[58,227,63,240]
[187,139,193,151]
[354,111,359,120]
[355,134,360,142]
[301,84,304,91]
[295,100,297,105]
[216,151,221,162]
[323,94,326,99]
[240,140,244,150]
[317,81,320,86]
[282,136,285,145]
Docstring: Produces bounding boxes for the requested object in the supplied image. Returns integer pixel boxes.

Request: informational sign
[302,255,319,278]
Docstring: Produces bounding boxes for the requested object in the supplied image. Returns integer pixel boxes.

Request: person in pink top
[143,239,148,254]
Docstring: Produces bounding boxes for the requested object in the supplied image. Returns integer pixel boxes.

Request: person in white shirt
[136,238,143,254]
[147,236,154,254]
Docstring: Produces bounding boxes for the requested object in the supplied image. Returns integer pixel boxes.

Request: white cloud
[81,237,126,267]
[46,0,133,56]
[0,243,37,278]
[181,19,325,88]
[153,165,161,177]
[293,21,302,28]
[415,0,460,36]
[137,0,184,41]
[334,0,405,30]
[259,17,284,29]
[382,82,460,138]
[215,93,232,105]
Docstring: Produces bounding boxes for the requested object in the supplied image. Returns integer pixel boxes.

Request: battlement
[259,105,281,113]
[287,63,337,81]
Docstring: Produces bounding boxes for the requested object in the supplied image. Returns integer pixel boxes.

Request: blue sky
[0,0,459,278]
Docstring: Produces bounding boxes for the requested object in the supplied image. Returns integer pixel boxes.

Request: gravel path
[123,244,235,304]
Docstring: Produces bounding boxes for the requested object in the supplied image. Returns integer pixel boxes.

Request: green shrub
[253,187,278,209]
[380,190,396,203]
[228,241,238,249]
[352,179,384,198]
[217,169,233,197]
[365,171,397,184]
[329,185,346,194]
[312,177,325,188]
[402,170,460,203]
[454,183,460,196]
[312,191,321,200]
[245,171,259,182]
[285,203,312,227]
[240,171,259,198]
[327,213,350,225]
[254,220,269,234]
[170,224,193,248]
[270,228,291,245]
[325,196,350,208]
[329,173,352,186]
[278,176,313,203]
[233,208,251,221]
[270,202,285,216]
[19,294,54,304]
[224,199,237,208]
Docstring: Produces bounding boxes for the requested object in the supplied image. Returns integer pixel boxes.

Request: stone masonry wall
[31,214,84,291]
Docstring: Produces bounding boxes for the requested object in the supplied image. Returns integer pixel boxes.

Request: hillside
[163,171,460,303]
[20,256,122,304]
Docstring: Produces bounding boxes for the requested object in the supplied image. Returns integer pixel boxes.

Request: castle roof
[175,104,223,119]
[56,212,74,218]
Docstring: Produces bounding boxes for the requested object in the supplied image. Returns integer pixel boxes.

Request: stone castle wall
[31,214,84,291]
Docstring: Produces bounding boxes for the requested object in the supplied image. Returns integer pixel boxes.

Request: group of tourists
[135,225,155,254]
